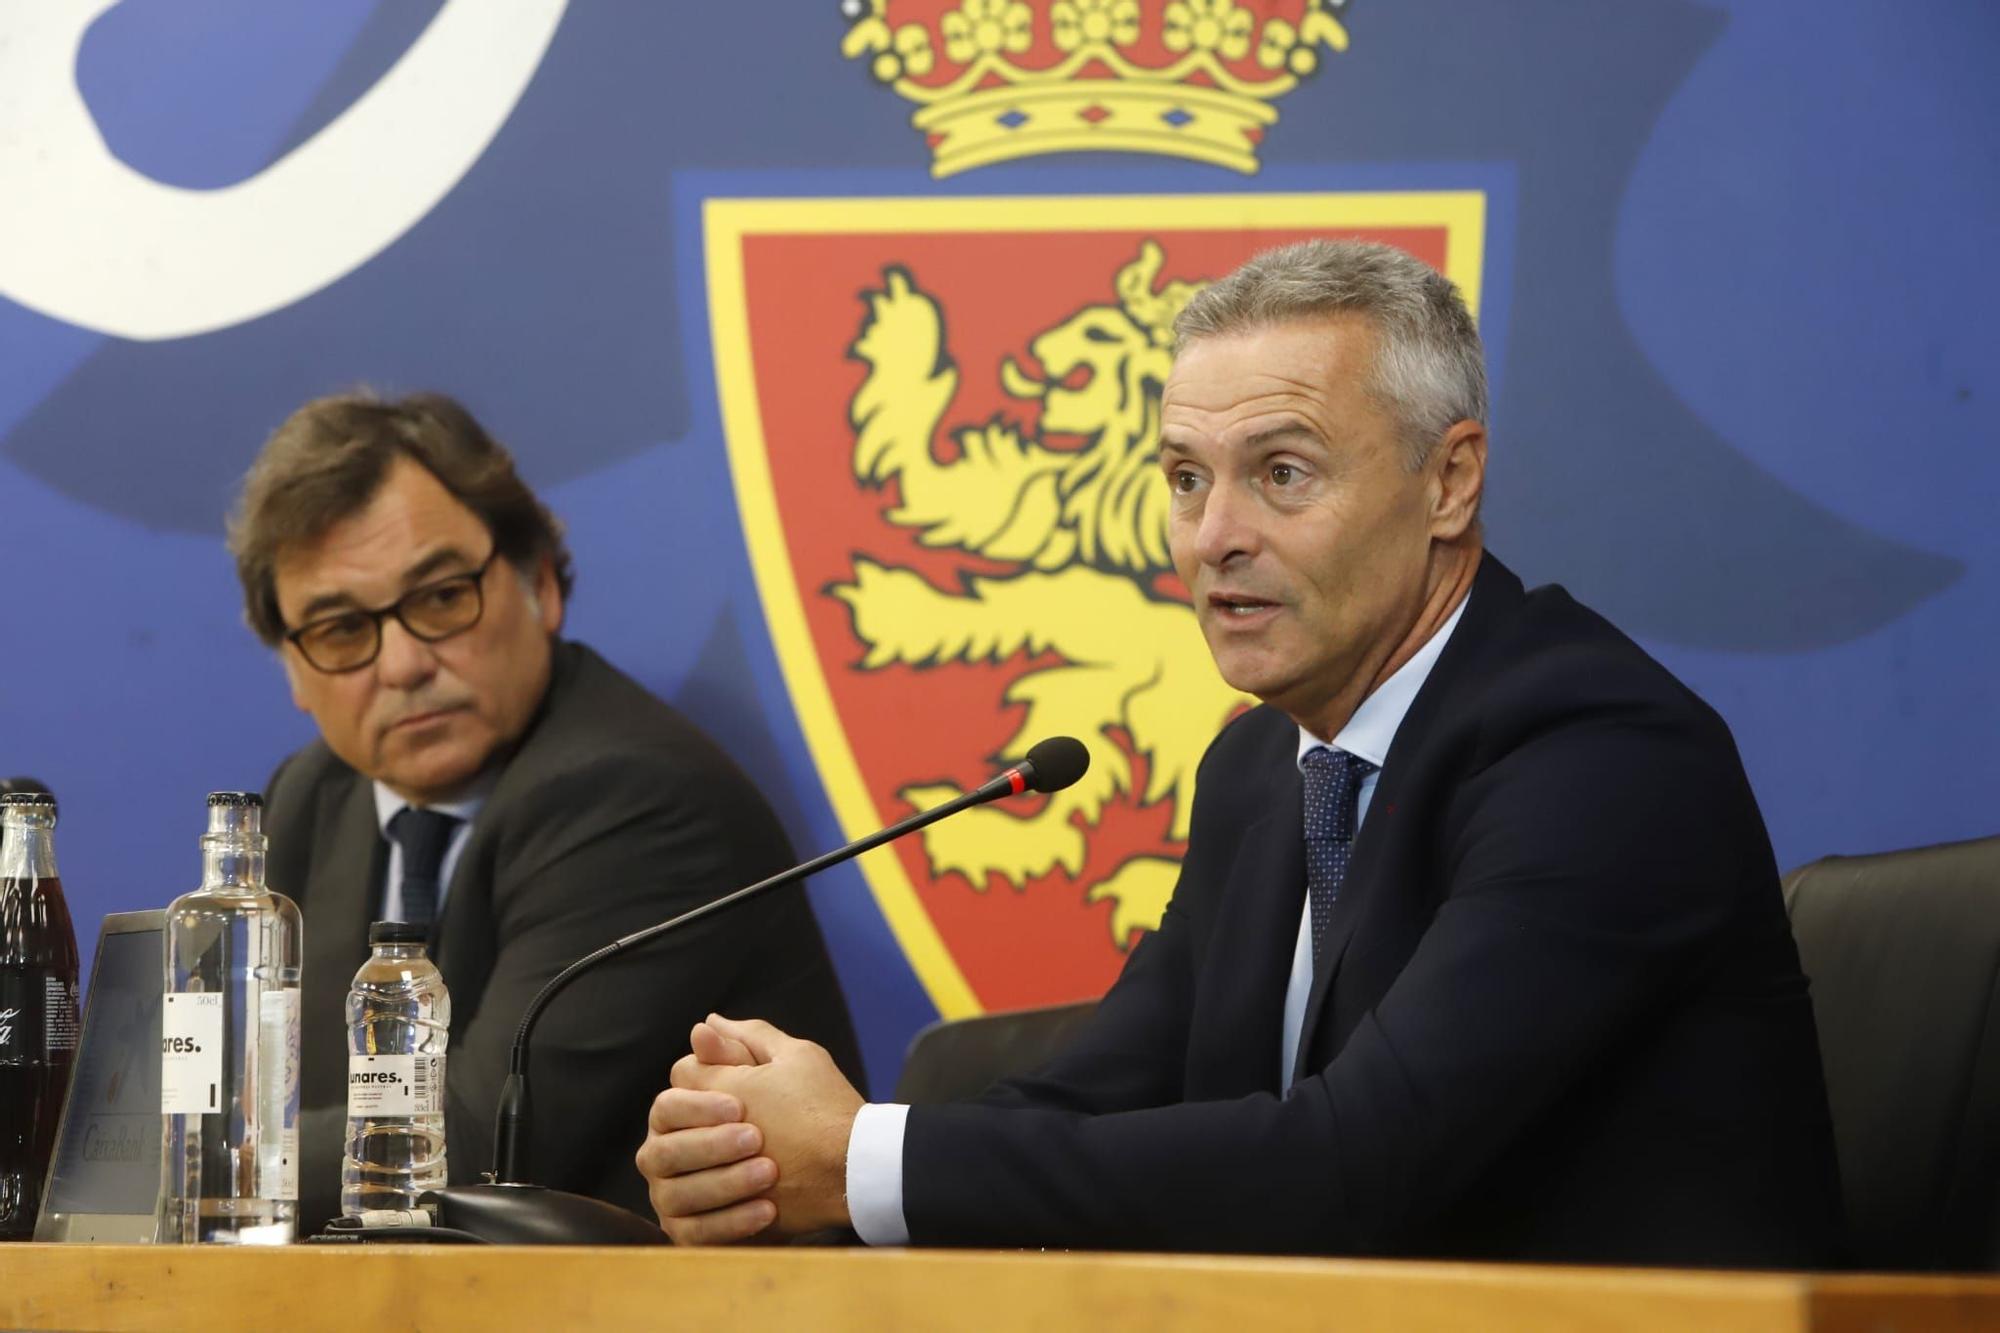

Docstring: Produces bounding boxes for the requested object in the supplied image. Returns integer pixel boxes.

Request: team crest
[708,192,1484,1015]
[840,0,1354,176]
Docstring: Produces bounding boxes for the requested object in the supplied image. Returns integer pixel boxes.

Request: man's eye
[1170,469,1201,493]
[412,582,472,614]
[308,615,371,646]
[1270,463,1296,486]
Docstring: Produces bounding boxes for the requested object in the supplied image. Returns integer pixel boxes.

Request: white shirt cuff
[845,1102,911,1246]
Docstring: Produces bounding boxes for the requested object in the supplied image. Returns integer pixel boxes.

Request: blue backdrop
[1,0,1994,1095]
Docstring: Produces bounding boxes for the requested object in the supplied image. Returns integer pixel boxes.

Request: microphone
[416,736,1091,1245]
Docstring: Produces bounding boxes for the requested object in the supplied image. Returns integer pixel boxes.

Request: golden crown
[841,0,1350,176]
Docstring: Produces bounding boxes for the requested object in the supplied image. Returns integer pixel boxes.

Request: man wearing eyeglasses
[229,391,860,1234]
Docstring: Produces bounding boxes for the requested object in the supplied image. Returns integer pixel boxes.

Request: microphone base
[421,1183,670,1246]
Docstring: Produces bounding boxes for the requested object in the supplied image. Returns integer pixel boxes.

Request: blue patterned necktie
[1300,747,1378,969]
[388,806,460,930]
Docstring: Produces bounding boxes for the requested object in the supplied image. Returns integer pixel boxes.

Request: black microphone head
[1021,736,1090,793]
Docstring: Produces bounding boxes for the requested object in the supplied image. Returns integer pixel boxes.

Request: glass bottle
[0,791,79,1240]
[161,792,303,1244]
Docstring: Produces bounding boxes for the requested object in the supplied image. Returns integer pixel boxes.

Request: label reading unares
[160,992,225,1115]
[347,1054,445,1117]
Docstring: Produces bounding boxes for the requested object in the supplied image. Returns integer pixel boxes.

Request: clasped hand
[635,1014,863,1244]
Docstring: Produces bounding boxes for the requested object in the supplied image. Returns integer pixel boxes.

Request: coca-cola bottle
[0,789,80,1240]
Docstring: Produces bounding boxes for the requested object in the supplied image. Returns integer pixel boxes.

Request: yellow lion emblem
[831,242,1252,946]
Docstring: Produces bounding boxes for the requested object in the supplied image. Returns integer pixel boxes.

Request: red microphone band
[1006,768,1028,796]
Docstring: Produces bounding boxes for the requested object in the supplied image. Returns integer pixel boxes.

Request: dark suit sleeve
[970,892,1197,1115]
[442,748,830,1207]
[902,716,1759,1252]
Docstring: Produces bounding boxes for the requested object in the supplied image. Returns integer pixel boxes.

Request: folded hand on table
[635,1014,863,1244]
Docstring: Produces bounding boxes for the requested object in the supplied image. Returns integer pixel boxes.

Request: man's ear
[534,556,565,635]
[1428,420,1487,541]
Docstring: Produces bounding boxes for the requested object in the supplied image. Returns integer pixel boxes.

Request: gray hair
[1172,239,1487,469]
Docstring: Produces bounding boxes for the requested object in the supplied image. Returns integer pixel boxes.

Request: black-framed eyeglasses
[284,552,498,674]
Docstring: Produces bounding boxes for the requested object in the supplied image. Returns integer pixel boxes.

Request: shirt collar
[1296,590,1471,771]
[372,770,495,837]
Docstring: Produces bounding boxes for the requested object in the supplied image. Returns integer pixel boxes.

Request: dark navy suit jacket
[903,554,1843,1265]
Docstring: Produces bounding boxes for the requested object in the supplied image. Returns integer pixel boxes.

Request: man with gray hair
[636,241,1843,1266]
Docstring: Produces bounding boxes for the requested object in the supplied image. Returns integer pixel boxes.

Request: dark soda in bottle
[0,790,79,1240]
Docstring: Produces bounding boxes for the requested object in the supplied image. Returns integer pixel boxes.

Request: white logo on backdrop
[0,0,567,341]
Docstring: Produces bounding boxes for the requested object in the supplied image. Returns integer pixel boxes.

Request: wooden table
[2,1244,1996,1332]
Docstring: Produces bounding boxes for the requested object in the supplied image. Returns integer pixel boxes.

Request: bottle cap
[0,791,57,810]
[206,791,264,808]
[369,920,429,946]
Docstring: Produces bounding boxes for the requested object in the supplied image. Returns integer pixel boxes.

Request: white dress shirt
[846,594,1471,1246]
[371,778,490,923]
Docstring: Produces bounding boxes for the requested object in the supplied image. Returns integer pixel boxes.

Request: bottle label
[159,991,225,1115]
[258,990,301,1201]
[0,969,72,1058]
[275,1125,300,1201]
[347,1053,446,1117]
[45,975,79,1052]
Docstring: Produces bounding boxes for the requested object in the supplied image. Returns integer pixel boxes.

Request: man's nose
[1191,478,1260,568]
[374,617,439,689]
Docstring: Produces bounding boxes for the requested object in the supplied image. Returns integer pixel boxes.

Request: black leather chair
[1784,834,2000,1270]
[893,1000,1098,1105]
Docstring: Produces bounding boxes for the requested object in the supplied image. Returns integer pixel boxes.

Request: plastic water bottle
[161,792,303,1244]
[341,921,449,1215]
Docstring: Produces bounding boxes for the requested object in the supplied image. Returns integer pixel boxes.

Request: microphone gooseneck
[487,735,1092,1187]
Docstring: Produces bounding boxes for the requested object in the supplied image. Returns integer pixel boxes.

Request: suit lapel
[432,814,492,1011]
[304,774,380,990]
[1291,554,1525,1080]
[1192,794,1306,1099]
[296,772,383,1117]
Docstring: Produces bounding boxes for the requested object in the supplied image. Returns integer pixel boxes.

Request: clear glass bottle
[0,791,79,1241]
[341,921,449,1216]
[161,792,302,1244]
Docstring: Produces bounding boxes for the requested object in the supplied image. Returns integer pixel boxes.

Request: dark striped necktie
[387,806,460,930]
